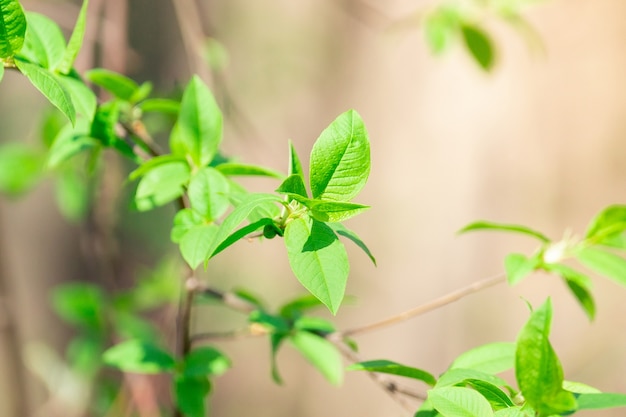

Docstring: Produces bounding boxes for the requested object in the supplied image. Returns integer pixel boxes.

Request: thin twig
[339,273,506,338]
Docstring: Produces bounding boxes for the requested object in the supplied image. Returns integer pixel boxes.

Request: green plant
[1,1,626,416]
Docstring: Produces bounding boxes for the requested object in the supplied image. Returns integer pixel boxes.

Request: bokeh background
[1,0,626,416]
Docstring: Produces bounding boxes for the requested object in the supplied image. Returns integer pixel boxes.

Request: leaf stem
[338,273,506,338]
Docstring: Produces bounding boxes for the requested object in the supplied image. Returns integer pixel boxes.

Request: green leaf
[309,200,369,223]
[47,120,95,168]
[328,222,376,265]
[293,315,336,334]
[174,375,211,417]
[103,339,175,374]
[269,333,287,384]
[584,205,626,245]
[576,246,626,287]
[415,398,442,417]
[515,298,576,416]
[188,166,231,221]
[139,98,180,115]
[171,75,222,167]
[57,0,89,73]
[171,208,205,243]
[129,154,187,181]
[279,294,324,318]
[289,331,343,385]
[458,221,550,242]
[423,7,459,54]
[55,167,90,221]
[464,379,514,410]
[211,217,274,257]
[90,100,121,146]
[493,408,531,417]
[206,193,283,260]
[428,386,494,417]
[348,360,436,386]
[0,143,43,196]
[289,140,304,178]
[85,68,139,101]
[436,368,508,389]
[249,310,291,333]
[504,253,539,285]
[461,24,495,71]
[57,75,97,121]
[543,263,595,320]
[562,380,601,394]
[134,161,190,211]
[284,216,349,314]
[215,162,285,179]
[449,342,515,375]
[180,224,219,269]
[20,12,65,69]
[276,174,308,199]
[15,59,76,125]
[576,393,626,410]
[183,347,230,377]
[0,0,26,58]
[52,282,106,330]
[309,109,370,202]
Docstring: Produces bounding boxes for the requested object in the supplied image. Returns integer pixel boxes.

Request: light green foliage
[288,330,343,385]
[174,375,211,417]
[52,282,106,330]
[21,13,65,69]
[0,0,26,58]
[180,224,218,269]
[58,0,89,74]
[329,222,377,265]
[504,253,540,285]
[428,386,494,417]
[86,68,144,102]
[449,342,515,375]
[188,167,231,221]
[134,161,190,211]
[576,246,626,287]
[515,299,576,416]
[103,339,175,374]
[0,143,44,196]
[348,360,436,386]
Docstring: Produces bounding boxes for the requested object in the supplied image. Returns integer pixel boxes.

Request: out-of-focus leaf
[0,143,44,196]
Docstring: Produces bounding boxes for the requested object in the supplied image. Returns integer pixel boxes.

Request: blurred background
[1,0,626,416]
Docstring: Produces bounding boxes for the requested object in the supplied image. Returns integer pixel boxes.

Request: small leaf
[85,68,139,101]
[174,375,211,417]
[129,154,187,181]
[423,7,459,54]
[328,222,376,265]
[103,339,175,374]
[461,24,495,71]
[47,120,96,168]
[55,167,90,221]
[279,294,324,318]
[563,380,601,394]
[183,347,230,377]
[215,162,285,179]
[284,216,349,314]
[293,316,336,334]
[289,330,343,385]
[188,167,231,221]
[134,161,190,211]
[505,253,539,285]
[493,408,531,417]
[211,217,274,257]
[15,59,76,125]
[310,109,370,202]
[276,174,308,199]
[584,205,626,245]
[543,263,595,320]
[57,75,97,121]
[428,386,494,417]
[348,360,436,386]
[0,143,43,196]
[458,221,550,242]
[180,224,219,269]
[289,140,304,178]
[576,246,626,287]
[171,75,222,167]
[138,98,180,115]
[171,208,205,243]
[20,12,65,69]
[464,379,514,410]
[436,368,508,389]
[449,342,515,375]
[0,0,27,58]
[52,282,106,330]
[57,0,89,74]
[576,393,626,410]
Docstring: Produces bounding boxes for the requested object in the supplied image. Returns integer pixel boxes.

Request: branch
[339,273,506,338]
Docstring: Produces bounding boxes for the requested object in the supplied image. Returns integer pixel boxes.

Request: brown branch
[339,273,506,338]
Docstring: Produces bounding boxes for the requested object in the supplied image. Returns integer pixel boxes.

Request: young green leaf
[284,216,349,314]
[461,24,495,71]
[464,379,514,410]
[215,162,285,179]
[134,161,190,211]
[171,75,222,167]
[57,75,97,121]
[171,208,205,243]
[458,221,550,242]
[15,59,76,125]
[211,217,274,257]
[328,222,376,266]
[584,205,626,245]
[436,368,508,389]
[515,298,576,416]
[138,98,180,115]
[576,246,626,287]
[289,140,304,178]
[52,282,106,330]
[309,109,370,202]
[129,154,187,181]
[428,386,494,417]
[493,408,531,417]
[279,294,324,318]
[543,263,595,320]
[449,342,516,375]
[562,380,601,394]
[504,253,539,285]
[174,375,211,417]
[576,393,626,410]
[47,120,96,168]
[57,0,89,74]
[0,143,43,196]
[289,330,343,385]
[85,68,139,101]
[55,167,90,221]
[293,316,336,334]
[276,174,308,199]
[188,167,231,221]
[183,347,231,377]
[102,339,175,374]
[0,0,27,58]
[348,360,436,386]
[180,224,219,269]
[20,13,65,69]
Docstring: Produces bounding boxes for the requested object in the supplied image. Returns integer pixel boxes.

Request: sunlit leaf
[429,386,494,417]
[289,330,343,385]
[103,339,175,374]
[348,360,436,386]
[0,0,27,58]
[449,342,515,375]
[57,0,89,73]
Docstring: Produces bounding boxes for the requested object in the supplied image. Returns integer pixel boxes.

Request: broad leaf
[576,393,626,410]
[58,0,89,74]
[289,330,343,385]
[415,398,442,417]
[171,208,205,243]
[284,216,349,314]
[102,339,175,374]
[576,246,626,287]
[57,75,97,121]
[188,166,230,221]
[55,167,90,221]
[180,224,218,269]
[134,161,190,211]
[171,75,222,167]
[429,386,494,417]
[85,68,139,101]
[0,143,43,196]
[493,408,531,417]
[504,253,539,285]
[449,342,515,375]
[329,222,376,265]
[461,24,495,71]
[0,0,26,58]
[309,109,370,202]
[459,221,549,242]
[174,375,211,417]
[183,347,230,377]
[215,162,284,179]
[15,59,76,125]
[348,360,436,386]
[584,205,626,245]
[20,13,65,69]
[515,298,576,416]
